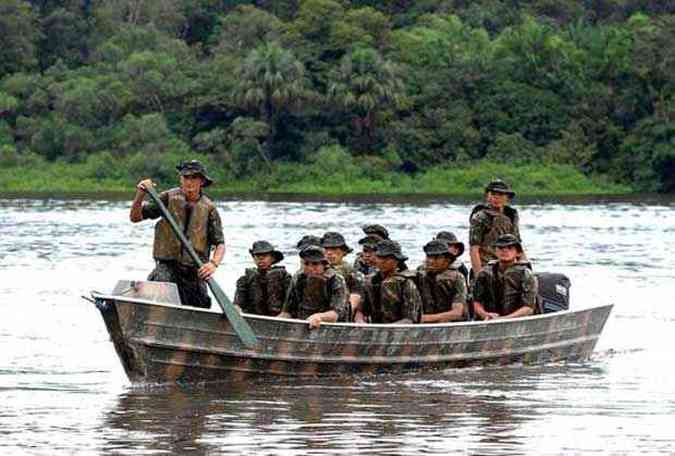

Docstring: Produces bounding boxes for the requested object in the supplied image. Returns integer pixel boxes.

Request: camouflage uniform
[282,269,350,321]
[469,204,521,265]
[472,261,538,316]
[234,266,291,316]
[363,271,423,324]
[142,187,224,308]
[334,260,365,299]
[417,268,467,320]
[353,234,382,275]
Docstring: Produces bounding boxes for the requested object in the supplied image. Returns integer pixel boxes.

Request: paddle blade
[207,278,258,348]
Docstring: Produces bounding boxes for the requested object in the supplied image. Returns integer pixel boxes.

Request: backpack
[535,272,571,313]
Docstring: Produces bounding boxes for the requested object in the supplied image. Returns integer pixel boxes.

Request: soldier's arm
[329,274,350,322]
[278,276,298,319]
[232,275,249,312]
[469,246,482,278]
[395,280,422,324]
[472,271,499,320]
[130,179,162,222]
[469,213,487,275]
[348,272,365,321]
[207,208,226,267]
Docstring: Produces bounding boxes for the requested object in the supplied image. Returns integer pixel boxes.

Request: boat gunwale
[90,291,614,330]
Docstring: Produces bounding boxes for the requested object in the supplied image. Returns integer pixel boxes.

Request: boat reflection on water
[97,364,597,455]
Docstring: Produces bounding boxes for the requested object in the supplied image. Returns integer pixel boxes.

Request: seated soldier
[278,245,349,329]
[294,234,322,274]
[353,234,382,275]
[418,239,467,323]
[233,241,291,316]
[472,234,538,320]
[359,240,422,324]
[321,232,366,322]
[434,231,469,286]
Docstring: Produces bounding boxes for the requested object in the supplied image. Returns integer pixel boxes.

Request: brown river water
[1,196,674,455]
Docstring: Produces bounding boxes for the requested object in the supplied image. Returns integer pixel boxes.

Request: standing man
[472,234,538,320]
[233,240,291,316]
[129,160,224,308]
[418,239,467,323]
[279,246,349,329]
[360,240,422,324]
[469,179,525,278]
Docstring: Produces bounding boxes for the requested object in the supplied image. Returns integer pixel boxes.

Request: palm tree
[328,47,404,152]
[233,42,311,165]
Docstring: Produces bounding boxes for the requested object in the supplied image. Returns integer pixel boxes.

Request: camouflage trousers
[148,261,211,309]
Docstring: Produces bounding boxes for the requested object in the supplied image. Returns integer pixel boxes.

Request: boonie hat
[321,232,353,253]
[296,235,322,251]
[485,179,515,198]
[493,234,523,252]
[358,234,383,249]
[177,160,214,187]
[434,231,465,257]
[374,240,408,262]
[362,224,389,240]
[249,240,284,264]
[299,245,329,264]
[423,239,454,257]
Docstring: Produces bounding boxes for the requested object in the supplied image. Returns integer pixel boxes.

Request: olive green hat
[321,232,353,253]
[434,231,465,257]
[493,234,523,252]
[374,240,408,262]
[362,224,389,240]
[177,160,214,187]
[299,245,330,264]
[485,179,515,198]
[249,240,284,264]
[423,239,454,257]
[358,234,383,249]
[296,235,322,251]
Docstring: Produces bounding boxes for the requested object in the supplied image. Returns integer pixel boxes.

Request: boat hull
[93,281,612,383]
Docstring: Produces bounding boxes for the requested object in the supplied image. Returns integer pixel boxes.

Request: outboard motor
[535,273,571,313]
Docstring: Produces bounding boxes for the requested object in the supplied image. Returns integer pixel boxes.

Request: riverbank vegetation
[1,1,673,194]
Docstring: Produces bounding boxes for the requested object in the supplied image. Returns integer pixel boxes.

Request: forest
[1,1,674,193]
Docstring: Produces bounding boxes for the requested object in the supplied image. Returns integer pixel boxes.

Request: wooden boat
[90,280,613,384]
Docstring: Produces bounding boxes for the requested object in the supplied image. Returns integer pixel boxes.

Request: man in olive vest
[279,245,349,329]
[353,224,389,274]
[469,179,526,278]
[360,240,422,324]
[321,231,366,322]
[418,239,467,323]
[234,240,291,316]
[472,234,538,320]
[434,231,469,286]
[129,160,224,308]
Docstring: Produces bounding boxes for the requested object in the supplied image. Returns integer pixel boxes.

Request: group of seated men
[233,224,538,329]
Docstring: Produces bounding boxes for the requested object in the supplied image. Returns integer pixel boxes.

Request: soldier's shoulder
[438,268,463,282]
[470,205,492,224]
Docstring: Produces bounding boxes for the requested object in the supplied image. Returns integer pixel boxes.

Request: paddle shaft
[145,185,258,348]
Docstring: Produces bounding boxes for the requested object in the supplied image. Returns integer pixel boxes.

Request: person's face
[486,191,509,210]
[495,245,519,263]
[303,260,326,276]
[180,174,204,196]
[425,254,451,272]
[362,247,376,266]
[375,256,398,274]
[324,247,345,265]
[448,245,461,257]
[253,253,274,271]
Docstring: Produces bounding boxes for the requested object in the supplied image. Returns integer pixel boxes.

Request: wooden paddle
[145,185,258,348]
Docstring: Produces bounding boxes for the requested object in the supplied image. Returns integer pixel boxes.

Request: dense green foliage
[1,1,674,193]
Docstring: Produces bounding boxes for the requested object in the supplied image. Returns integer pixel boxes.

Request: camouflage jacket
[469,204,521,265]
[416,267,467,318]
[233,266,291,316]
[333,260,365,297]
[472,261,538,316]
[353,253,378,275]
[363,271,422,324]
[282,268,349,321]
[142,188,224,266]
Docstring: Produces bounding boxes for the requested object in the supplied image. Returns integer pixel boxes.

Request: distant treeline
[0,1,673,192]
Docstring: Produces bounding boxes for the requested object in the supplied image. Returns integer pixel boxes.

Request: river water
[1,196,674,455]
